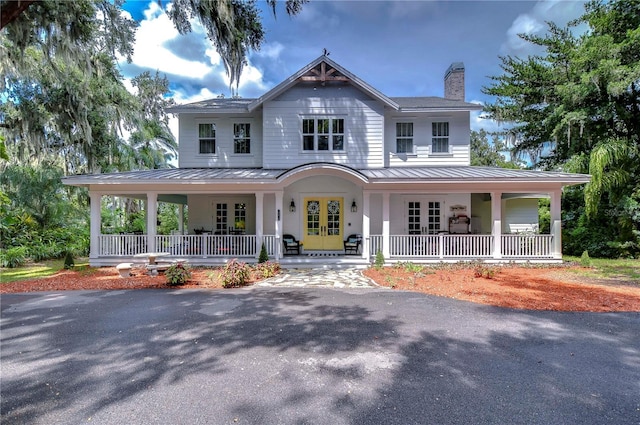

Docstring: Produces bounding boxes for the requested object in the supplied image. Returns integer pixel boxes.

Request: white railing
[262,235,278,256]
[502,234,553,258]
[369,235,383,256]
[390,234,493,258]
[99,234,257,257]
[99,234,147,256]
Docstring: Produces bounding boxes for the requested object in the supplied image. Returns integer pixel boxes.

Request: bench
[146,263,171,276]
[116,262,134,278]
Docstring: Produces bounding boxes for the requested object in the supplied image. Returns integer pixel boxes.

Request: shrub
[165,262,192,286]
[473,262,496,279]
[63,251,75,270]
[219,259,251,288]
[254,261,280,279]
[374,250,385,269]
[0,246,28,268]
[580,250,592,267]
[258,243,269,263]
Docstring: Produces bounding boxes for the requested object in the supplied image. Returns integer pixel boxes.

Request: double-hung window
[233,123,251,154]
[396,122,413,154]
[199,123,216,154]
[432,122,449,154]
[302,117,345,152]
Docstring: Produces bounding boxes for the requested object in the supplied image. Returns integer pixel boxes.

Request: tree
[482,0,640,257]
[470,129,522,169]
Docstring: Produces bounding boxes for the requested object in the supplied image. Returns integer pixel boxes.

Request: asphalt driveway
[1,287,639,424]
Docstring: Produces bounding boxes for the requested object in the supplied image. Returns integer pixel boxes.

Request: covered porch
[63,165,590,267]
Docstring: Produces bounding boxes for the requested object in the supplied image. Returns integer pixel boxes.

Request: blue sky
[120,0,588,133]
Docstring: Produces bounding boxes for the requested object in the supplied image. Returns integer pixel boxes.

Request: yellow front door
[303,197,343,250]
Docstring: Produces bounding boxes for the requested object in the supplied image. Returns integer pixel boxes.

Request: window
[427,201,441,234]
[408,202,421,234]
[234,203,246,230]
[233,123,250,154]
[432,122,449,153]
[199,123,216,154]
[302,117,345,151]
[396,123,413,153]
[215,203,227,233]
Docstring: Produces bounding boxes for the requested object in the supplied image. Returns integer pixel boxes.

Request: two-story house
[63,55,590,266]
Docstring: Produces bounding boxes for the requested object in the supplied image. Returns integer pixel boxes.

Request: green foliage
[483,0,640,255]
[0,246,28,268]
[538,199,550,234]
[258,243,269,263]
[253,261,280,279]
[472,262,496,279]
[374,250,385,269]
[63,251,75,270]
[580,250,592,267]
[395,261,423,273]
[470,129,522,169]
[219,259,251,288]
[165,262,192,286]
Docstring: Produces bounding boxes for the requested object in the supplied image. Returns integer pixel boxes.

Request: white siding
[385,111,471,167]
[262,84,385,169]
[178,114,263,168]
[504,198,539,233]
[187,195,256,233]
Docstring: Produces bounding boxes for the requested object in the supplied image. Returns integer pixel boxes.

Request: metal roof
[62,166,590,187]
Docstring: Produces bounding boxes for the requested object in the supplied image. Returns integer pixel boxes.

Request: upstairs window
[302,117,345,152]
[233,123,251,154]
[396,123,413,153]
[432,122,449,153]
[199,123,216,154]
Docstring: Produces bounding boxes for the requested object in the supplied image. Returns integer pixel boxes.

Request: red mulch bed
[2,264,639,312]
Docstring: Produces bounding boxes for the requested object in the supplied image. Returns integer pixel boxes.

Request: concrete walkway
[255,267,379,288]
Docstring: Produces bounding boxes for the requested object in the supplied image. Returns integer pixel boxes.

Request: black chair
[344,234,362,255]
[282,234,301,255]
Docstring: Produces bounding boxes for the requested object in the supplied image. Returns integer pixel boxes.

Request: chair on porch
[344,234,362,255]
[282,234,301,255]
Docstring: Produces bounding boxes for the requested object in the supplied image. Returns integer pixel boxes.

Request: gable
[248,55,399,111]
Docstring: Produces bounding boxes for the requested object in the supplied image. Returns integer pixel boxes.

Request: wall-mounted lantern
[289,199,296,212]
[351,199,357,213]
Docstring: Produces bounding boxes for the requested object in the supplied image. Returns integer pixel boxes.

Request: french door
[303,197,344,250]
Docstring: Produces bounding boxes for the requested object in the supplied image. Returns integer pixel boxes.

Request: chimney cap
[445,62,465,79]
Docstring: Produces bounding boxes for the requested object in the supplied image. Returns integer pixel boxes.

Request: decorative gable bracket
[299,61,350,83]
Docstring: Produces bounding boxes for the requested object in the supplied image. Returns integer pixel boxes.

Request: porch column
[146,192,157,253]
[178,204,184,234]
[89,192,102,261]
[550,190,562,259]
[491,191,502,259]
[255,192,264,259]
[275,191,283,259]
[382,192,390,258]
[362,191,371,261]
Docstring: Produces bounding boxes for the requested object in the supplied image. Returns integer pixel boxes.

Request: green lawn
[563,256,640,283]
[0,259,90,284]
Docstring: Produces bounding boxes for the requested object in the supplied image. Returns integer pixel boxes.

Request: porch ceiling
[62,166,590,189]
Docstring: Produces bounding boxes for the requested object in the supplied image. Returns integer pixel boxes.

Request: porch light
[351,199,357,213]
[289,199,296,212]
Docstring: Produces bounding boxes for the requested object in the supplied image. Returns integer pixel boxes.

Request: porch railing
[97,233,554,259]
[501,234,553,258]
[389,234,493,258]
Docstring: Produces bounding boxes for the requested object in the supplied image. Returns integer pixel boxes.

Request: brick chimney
[444,62,465,101]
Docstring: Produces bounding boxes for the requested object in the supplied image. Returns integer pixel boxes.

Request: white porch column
[491,191,502,259]
[382,192,390,258]
[146,192,157,253]
[89,192,102,261]
[255,192,264,258]
[178,204,184,234]
[550,190,562,259]
[362,191,371,261]
[275,191,283,259]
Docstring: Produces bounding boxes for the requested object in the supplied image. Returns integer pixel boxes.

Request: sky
[119,0,588,134]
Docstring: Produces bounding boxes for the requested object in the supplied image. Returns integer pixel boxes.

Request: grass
[0,258,90,284]
[563,256,640,283]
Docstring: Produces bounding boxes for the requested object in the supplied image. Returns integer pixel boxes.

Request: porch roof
[62,165,590,187]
